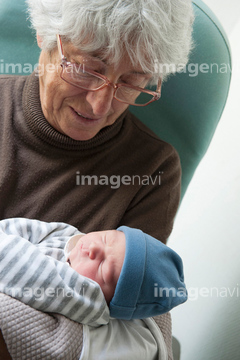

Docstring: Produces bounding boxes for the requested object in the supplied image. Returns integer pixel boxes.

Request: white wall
[168,1,240,359]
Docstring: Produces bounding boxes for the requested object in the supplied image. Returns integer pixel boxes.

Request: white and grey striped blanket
[0,218,109,327]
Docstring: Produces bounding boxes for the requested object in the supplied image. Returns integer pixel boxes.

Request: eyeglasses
[56,34,161,106]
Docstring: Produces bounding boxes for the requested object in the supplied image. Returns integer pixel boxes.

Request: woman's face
[38,40,149,141]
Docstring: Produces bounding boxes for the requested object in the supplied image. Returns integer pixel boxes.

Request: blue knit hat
[109,226,187,320]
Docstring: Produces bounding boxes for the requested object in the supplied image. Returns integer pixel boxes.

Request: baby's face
[67,230,125,303]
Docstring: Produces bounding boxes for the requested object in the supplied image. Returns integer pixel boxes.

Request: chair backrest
[131,0,232,199]
[0,0,231,200]
[0,0,40,71]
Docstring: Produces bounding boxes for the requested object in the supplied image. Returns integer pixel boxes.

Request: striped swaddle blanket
[0,217,109,327]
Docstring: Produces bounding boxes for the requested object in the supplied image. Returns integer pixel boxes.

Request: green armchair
[0,0,231,200]
[132,0,232,199]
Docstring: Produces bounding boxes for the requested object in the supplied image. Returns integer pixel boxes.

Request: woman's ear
[37,33,43,49]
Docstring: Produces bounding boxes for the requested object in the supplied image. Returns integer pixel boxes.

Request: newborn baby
[0,218,187,360]
[0,218,187,321]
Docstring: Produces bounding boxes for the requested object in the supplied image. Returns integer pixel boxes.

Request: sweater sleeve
[0,218,109,327]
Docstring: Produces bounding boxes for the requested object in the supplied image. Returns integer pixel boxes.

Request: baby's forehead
[88,229,123,243]
[88,229,119,237]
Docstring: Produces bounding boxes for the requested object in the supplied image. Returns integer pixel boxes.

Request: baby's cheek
[102,284,115,304]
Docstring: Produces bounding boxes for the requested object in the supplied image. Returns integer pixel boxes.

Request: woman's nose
[85,86,114,117]
[88,242,104,260]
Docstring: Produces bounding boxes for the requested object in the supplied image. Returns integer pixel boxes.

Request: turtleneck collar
[22,72,127,151]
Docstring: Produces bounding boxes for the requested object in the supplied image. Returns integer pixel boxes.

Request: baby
[0,218,187,323]
[0,218,187,359]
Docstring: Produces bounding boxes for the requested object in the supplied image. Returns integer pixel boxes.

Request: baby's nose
[88,242,104,260]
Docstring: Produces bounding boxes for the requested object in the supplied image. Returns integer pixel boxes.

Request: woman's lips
[71,107,102,122]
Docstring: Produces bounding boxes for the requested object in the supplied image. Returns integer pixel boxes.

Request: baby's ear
[37,33,43,49]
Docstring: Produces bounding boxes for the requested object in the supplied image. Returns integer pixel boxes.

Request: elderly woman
[0,0,194,358]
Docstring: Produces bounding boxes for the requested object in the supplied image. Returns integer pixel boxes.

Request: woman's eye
[120,76,147,87]
[82,60,105,74]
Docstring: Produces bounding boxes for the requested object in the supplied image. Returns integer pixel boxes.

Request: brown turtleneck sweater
[0,73,181,243]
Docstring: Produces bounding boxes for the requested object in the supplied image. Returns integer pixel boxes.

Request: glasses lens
[61,62,159,106]
[115,86,154,105]
[62,64,105,90]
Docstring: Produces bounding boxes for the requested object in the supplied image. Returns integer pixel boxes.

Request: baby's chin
[101,282,117,305]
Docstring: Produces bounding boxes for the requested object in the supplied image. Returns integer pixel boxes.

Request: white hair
[26,0,194,81]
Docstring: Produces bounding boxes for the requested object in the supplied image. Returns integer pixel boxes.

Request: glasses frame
[56,34,161,107]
